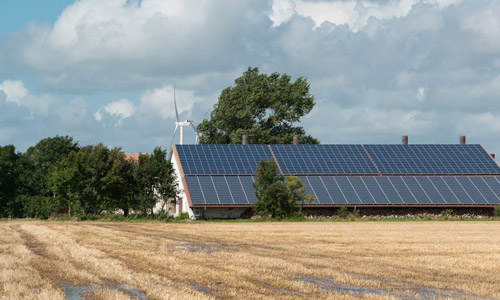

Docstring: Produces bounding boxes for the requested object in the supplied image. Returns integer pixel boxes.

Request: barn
[169,136,500,219]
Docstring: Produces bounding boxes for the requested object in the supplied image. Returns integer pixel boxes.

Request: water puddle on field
[26,243,44,256]
[186,284,211,293]
[173,242,239,254]
[61,282,148,300]
[263,284,306,296]
[297,275,494,300]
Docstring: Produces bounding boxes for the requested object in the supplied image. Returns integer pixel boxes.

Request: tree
[134,147,179,215]
[252,159,313,218]
[0,145,19,217]
[197,67,319,144]
[19,136,79,198]
[46,151,81,216]
[104,150,137,217]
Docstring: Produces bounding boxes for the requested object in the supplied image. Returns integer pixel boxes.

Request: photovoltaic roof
[186,175,500,206]
[270,144,379,175]
[364,144,500,175]
[176,144,274,175]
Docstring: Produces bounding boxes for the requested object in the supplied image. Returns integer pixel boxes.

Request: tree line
[0,136,178,219]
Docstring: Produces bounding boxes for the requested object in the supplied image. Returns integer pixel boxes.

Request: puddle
[173,243,238,254]
[26,243,44,256]
[263,284,306,296]
[296,275,493,300]
[61,283,148,300]
[186,284,211,293]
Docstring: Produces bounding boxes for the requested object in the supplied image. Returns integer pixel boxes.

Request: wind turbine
[168,88,199,158]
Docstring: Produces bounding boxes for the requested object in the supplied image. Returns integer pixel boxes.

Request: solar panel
[176,144,274,175]
[364,144,500,175]
[271,144,379,175]
[298,176,500,205]
[185,175,500,206]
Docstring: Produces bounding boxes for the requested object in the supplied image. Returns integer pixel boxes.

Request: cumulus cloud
[0,80,55,114]
[137,85,203,121]
[2,0,500,155]
[0,80,29,104]
[95,98,136,126]
[270,0,461,31]
[6,0,270,92]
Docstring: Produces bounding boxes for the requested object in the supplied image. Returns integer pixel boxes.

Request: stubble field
[1,221,499,300]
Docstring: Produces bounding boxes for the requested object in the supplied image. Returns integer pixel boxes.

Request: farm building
[169,136,500,219]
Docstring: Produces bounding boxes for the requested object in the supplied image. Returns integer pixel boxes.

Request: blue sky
[1,0,500,155]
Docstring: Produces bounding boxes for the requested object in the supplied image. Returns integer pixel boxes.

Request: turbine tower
[168,88,199,159]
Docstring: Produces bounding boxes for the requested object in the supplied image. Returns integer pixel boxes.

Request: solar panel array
[272,144,379,175]
[186,176,257,205]
[185,175,500,205]
[176,144,273,175]
[364,144,500,175]
[175,144,500,206]
[298,176,500,205]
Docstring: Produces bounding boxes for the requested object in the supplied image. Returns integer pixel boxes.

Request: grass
[1,221,500,299]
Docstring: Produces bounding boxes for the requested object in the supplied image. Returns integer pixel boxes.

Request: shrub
[494,205,500,217]
[24,196,57,219]
[441,209,453,219]
[253,160,313,219]
[337,206,349,219]
[176,212,190,220]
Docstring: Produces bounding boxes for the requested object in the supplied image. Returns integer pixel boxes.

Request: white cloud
[94,98,136,125]
[270,0,296,27]
[0,80,54,114]
[0,80,29,104]
[137,85,203,121]
[270,0,461,31]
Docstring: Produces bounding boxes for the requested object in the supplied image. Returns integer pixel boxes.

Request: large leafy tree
[134,147,178,215]
[18,136,79,198]
[252,159,313,218]
[0,145,19,217]
[197,67,319,144]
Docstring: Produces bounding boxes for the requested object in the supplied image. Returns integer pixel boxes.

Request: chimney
[293,135,300,145]
[491,154,496,159]
[460,136,466,145]
[402,136,408,145]
[242,135,249,145]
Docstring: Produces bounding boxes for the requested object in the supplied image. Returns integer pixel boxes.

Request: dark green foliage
[23,195,57,219]
[0,145,19,217]
[176,212,190,220]
[441,209,454,218]
[252,160,312,218]
[197,67,319,144]
[18,136,79,198]
[1,136,179,219]
[134,147,179,216]
[337,206,349,219]
[493,205,500,217]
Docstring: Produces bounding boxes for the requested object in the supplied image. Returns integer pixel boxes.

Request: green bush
[441,209,453,219]
[24,196,57,219]
[176,212,190,220]
[337,206,349,219]
[494,205,500,217]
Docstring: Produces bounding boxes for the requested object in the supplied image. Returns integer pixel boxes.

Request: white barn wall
[170,149,195,219]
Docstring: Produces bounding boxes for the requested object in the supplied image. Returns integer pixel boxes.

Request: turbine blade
[174,86,179,122]
[190,122,200,144]
[167,125,179,160]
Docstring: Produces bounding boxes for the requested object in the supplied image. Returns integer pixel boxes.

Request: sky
[1,0,500,155]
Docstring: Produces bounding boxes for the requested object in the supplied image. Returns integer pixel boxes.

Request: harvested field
[1,221,499,299]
